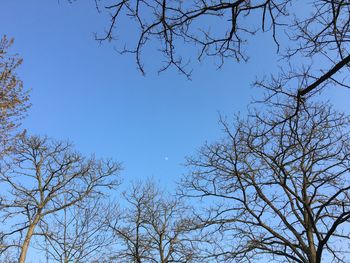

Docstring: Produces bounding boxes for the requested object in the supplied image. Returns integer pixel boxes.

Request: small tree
[0,35,29,158]
[181,102,350,263]
[0,135,120,263]
[110,181,198,262]
[37,197,115,263]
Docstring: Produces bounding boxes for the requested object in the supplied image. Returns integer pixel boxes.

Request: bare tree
[109,181,199,263]
[180,102,350,263]
[0,134,120,263]
[80,0,349,98]
[36,197,115,263]
[0,35,30,158]
[94,0,290,77]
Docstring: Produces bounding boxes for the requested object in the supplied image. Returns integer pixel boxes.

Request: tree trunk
[302,174,317,263]
[305,203,317,263]
[18,215,40,263]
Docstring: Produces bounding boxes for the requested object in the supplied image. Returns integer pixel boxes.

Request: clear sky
[2,0,349,185]
[1,1,350,262]
[0,0,273,185]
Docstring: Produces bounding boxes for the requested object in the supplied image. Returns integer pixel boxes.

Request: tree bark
[18,215,40,263]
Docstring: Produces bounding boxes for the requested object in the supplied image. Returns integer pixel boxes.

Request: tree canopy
[90,0,350,100]
[0,36,29,158]
[181,102,350,263]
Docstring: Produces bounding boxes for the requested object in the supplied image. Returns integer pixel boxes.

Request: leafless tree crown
[0,135,121,263]
[91,0,350,85]
[109,181,200,262]
[37,198,115,263]
[181,102,350,263]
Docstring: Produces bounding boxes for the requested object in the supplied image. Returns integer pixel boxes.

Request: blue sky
[0,0,280,188]
[2,1,349,188]
[1,1,350,262]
